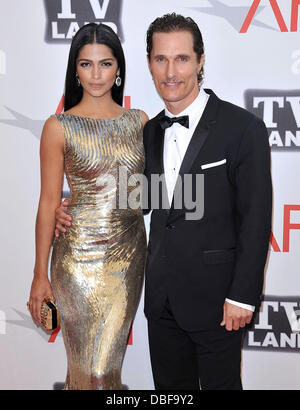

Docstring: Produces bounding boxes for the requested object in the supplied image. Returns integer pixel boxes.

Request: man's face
[148,30,204,114]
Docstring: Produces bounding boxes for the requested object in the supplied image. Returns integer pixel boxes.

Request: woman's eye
[80,62,90,68]
[102,62,112,67]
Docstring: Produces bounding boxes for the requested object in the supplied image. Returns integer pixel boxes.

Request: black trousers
[147,299,243,390]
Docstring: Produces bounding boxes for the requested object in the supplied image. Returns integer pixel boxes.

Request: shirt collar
[164,87,209,124]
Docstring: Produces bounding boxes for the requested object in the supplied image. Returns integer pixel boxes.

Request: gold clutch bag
[41,299,60,331]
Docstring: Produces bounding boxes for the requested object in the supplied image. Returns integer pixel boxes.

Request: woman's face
[76,43,119,100]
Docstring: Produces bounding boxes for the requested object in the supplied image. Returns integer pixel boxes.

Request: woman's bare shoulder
[40,115,65,147]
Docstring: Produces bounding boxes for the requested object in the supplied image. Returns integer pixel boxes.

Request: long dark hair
[64,23,125,111]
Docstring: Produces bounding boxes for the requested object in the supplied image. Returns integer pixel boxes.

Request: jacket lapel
[170,89,220,214]
[152,110,171,212]
[152,110,165,175]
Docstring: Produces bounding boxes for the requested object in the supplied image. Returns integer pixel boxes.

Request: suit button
[166,224,175,230]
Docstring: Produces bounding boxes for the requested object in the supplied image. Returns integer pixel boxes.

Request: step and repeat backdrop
[0,0,300,390]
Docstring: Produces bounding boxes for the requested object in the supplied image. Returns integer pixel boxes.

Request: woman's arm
[29,116,64,324]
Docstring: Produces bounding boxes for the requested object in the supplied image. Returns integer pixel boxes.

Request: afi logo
[192,1,300,33]
[271,205,300,252]
[241,0,300,33]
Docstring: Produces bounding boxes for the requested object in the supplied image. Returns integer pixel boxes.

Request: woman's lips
[89,83,103,89]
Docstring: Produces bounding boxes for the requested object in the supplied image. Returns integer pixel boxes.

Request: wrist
[33,268,49,280]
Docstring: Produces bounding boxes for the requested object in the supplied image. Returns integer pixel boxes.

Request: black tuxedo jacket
[142,89,272,331]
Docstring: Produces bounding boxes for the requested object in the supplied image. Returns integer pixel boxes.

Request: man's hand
[220,301,253,331]
[55,198,72,238]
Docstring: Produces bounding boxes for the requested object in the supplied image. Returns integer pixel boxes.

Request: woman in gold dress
[28,23,148,390]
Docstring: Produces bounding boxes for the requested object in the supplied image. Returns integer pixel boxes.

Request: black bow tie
[159,115,189,130]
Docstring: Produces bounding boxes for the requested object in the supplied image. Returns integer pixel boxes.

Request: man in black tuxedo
[142,13,272,390]
[55,13,272,390]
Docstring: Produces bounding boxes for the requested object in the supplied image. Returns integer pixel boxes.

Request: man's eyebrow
[152,54,191,59]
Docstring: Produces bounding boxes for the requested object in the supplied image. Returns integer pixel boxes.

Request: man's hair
[146,13,204,83]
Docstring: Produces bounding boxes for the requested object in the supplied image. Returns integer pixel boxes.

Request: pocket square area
[201,159,227,170]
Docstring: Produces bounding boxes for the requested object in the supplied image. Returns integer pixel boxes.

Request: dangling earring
[76,73,81,87]
[115,75,122,87]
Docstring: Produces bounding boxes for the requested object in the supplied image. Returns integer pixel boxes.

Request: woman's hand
[28,276,55,325]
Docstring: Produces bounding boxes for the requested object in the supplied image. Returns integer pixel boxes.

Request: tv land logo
[43,0,124,43]
[191,0,300,33]
[245,90,300,151]
[244,296,300,352]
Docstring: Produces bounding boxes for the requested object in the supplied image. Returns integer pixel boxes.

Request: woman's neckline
[59,109,128,121]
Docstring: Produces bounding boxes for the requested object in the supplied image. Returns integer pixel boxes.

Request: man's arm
[221,116,272,331]
[228,116,272,305]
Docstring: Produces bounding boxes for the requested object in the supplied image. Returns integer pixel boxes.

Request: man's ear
[199,54,205,70]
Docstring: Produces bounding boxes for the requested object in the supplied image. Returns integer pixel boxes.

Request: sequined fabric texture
[50,110,146,390]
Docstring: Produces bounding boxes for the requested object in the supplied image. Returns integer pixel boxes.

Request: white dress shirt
[163,87,255,313]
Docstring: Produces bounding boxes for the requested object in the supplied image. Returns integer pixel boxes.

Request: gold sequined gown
[50,109,146,390]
